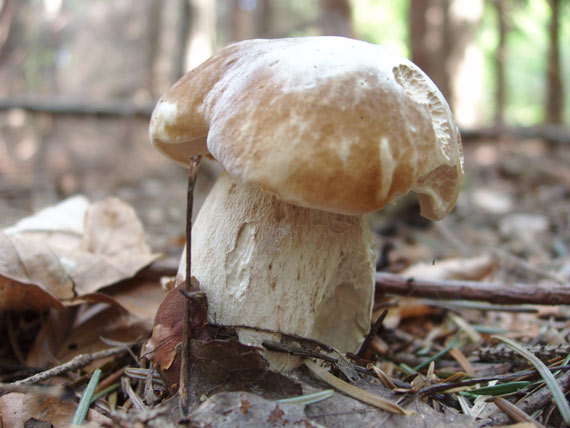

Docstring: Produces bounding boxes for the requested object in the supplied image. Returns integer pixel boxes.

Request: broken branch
[375,272,570,305]
[12,347,128,386]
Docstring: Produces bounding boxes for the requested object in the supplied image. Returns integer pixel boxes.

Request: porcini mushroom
[150,37,464,370]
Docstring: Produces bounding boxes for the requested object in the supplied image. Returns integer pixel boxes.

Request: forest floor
[0,126,569,426]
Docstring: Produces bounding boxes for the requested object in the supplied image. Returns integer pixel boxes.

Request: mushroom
[149,37,464,370]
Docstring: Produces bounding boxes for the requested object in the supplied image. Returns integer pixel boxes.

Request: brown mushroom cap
[150,36,464,220]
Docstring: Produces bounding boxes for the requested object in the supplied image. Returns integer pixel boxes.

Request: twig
[13,347,127,386]
[460,124,570,144]
[180,155,201,418]
[357,309,388,358]
[418,364,570,397]
[1,97,568,143]
[375,272,570,305]
[262,340,337,363]
[0,96,153,117]
[427,300,538,313]
[477,344,570,363]
[0,382,65,397]
[100,337,141,366]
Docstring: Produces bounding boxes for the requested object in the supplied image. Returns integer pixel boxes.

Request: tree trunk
[409,0,430,73]
[447,0,485,126]
[0,0,16,62]
[320,0,353,37]
[145,0,162,98]
[494,0,507,126]
[231,0,250,41]
[174,0,191,80]
[408,0,483,125]
[408,0,451,103]
[546,0,563,124]
[255,0,272,37]
[185,0,216,70]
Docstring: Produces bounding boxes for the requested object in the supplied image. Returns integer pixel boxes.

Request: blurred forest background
[0,0,568,251]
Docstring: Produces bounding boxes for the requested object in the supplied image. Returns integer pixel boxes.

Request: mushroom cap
[150,36,464,220]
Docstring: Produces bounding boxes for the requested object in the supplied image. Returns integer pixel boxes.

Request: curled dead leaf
[0,392,111,427]
[0,196,160,311]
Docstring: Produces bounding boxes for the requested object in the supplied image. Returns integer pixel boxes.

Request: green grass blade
[72,368,102,426]
[89,381,120,404]
[469,381,531,396]
[414,334,459,372]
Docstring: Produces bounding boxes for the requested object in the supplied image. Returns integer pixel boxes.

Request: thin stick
[180,155,201,418]
[13,347,127,386]
[418,364,570,397]
[0,382,65,397]
[357,309,388,358]
[146,262,570,306]
[375,272,570,305]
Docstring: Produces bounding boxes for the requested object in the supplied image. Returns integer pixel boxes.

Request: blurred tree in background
[0,0,567,127]
[0,0,568,233]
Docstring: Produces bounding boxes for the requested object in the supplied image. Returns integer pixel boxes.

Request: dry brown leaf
[0,231,75,305]
[72,197,160,295]
[145,281,210,383]
[0,392,111,427]
[82,278,165,321]
[380,300,445,329]
[0,278,66,311]
[0,196,159,311]
[400,254,497,281]
[27,304,150,370]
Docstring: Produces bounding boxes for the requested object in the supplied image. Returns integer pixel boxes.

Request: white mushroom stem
[177,172,376,370]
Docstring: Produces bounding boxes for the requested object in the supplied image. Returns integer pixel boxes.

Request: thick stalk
[178,172,376,370]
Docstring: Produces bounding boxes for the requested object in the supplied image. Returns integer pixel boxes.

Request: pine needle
[494,397,546,428]
[304,359,413,416]
[275,389,335,405]
[493,335,570,425]
[72,368,101,426]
